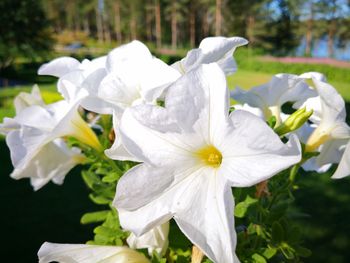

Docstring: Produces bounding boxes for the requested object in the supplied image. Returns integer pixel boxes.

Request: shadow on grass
[0,139,99,262]
[294,169,350,263]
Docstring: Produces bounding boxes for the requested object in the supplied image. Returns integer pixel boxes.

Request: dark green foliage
[0,0,53,69]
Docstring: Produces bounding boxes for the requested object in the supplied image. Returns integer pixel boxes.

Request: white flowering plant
[1,37,349,263]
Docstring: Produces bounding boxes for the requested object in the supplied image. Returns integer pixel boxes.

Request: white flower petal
[174,171,238,263]
[329,122,350,139]
[219,110,301,187]
[106,40,152,72]
[14,104,58,131]
[332,141,350,179]
[231,74,315,114]
[300,71,327,82]
[38,57,80,77]
[115,164,201,235]
[316,139,348,166]
[38,242,150,263]
[232,104,264,119]
[166,63,229,143]
[0,117,20,135]
[127,222,169,256]
[312,78,346,124]
[302,158,332,173]
[14,85,44,114]
[10,139,82,190]
[173,36,248,75]
[231,87,266,110]
[119,105,199,166]
[105,111,141,162]
[98,73,141,109]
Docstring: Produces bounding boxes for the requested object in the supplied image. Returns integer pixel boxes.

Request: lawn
[0,68,350,262]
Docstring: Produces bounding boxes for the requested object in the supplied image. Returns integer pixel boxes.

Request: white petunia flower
[113,64,301,263]
[0,87,97,190]
[301,73,350,179]
[172,36,248,75]
[231,73,316,125]
[90,41,181,160]
[95,40,181,112]
[38,242,150,263]
[14,84,45,114]
[127,222,169,256]
[38,55,107,105]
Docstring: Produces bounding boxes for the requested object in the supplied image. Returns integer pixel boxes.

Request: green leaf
[102,172,121,183]
[280,244,295,260]
[251,253,267,263]
[82,170,101,189]
[272,221,284,244]
[234,195,258,218]
[89,193,111,205]
[295,245,312,258]
[81,210,110,224]
[262,247,277,259]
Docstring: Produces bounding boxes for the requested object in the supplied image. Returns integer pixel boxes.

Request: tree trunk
[146,5,153,42]
[83,18,90,36]
[171,0,177,50]
[155,0,162,48]
[189,2,196,47]
[247,15,255,45]
[328,19,336,58]
[215,0,222,36]
[129,3,137,40]
[202,9,209,38]
[114,0,122,43]
[103,12,111,44]
[305,3,313,56]
[96,8,104,43]
[305,18,313,56]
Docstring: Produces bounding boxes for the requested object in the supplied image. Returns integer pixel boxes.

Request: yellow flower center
[196,145,222,168]
[305,127,330,153]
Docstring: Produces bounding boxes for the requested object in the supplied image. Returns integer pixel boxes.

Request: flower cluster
[1,37,349,263]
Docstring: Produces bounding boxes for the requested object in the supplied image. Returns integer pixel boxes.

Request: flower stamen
[196,145,222,168]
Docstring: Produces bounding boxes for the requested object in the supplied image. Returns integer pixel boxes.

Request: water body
[295,36,350,61]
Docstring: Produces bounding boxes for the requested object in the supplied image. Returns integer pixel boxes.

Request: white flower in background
[89,41,180,160]
[0,86,99,190]
[172,36,248,75]
[231,73,316,125]
[38,41,180,161]
[127,222,169,256]
[11,138,85,190]
[38,55,107,104]
[232,103,264,119]
[94,40,181,112]
[0,85,44,136]
[300,73,350,179]
[113,64,301,263]
[38,242,150,263]
[13,84,45,113]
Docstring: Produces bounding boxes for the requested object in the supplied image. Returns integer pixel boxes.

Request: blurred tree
[215,0,222,35]
[164,0,189,49]
[263,0,302,56]
[155,0,162,48]
[0,0,53,69]
[227,0,270,47]
[318,0,349,58]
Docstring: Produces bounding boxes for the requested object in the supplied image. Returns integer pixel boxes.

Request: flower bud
[274,107,313,136]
